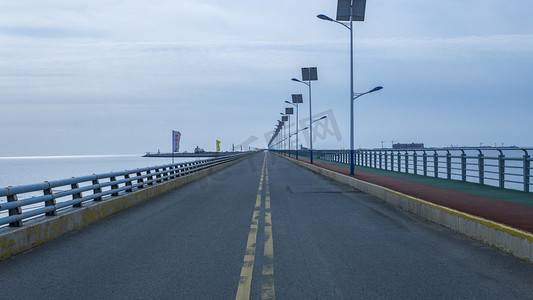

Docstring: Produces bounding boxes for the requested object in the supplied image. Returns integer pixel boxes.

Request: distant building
[194,146,205,153]
[392,143,424,149]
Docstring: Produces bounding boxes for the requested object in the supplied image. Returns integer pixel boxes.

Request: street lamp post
[318,1,376,175]
[281,115,288,155]
[285,102,296,158]
[293,67,317,164]
[281,113,290,156]
[282,107,294,157]
[278,121,283,153]
[317,12,356,174]
[287,113,291,157]
[287,93,302,159]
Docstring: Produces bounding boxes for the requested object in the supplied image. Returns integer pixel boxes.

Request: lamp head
[371,86,383,92]
[291,78,300,82]
[317,14,333,21]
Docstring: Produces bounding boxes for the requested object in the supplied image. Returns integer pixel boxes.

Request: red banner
[172,131,181,152]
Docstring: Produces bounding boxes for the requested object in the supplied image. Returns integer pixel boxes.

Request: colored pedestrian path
[284,154,533,234]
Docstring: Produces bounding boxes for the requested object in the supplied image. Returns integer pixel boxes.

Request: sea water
[0,154,203,189]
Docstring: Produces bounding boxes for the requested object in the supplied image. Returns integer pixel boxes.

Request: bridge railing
[279,148,532,193]
[0,154,248,228]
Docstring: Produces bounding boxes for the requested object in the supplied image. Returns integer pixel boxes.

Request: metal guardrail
[279,148,533,193]
[0,154,249,228]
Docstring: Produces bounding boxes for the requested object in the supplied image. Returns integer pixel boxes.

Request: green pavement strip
[311,157,533,207]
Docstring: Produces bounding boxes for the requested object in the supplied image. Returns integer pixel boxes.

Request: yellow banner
[216,140,221,152]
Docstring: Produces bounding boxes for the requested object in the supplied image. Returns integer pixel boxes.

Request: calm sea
[0,155,204,189]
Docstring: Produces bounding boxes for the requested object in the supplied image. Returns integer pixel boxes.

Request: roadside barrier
[0,154,250,228]
[277,147,532,192]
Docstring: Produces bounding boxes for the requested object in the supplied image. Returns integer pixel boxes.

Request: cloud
[0,26,101,39]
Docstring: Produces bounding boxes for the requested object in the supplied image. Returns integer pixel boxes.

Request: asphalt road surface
[1,151,533,299]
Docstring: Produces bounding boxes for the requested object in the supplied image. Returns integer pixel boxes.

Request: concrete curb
[280,154,533,262]
[0,154,255,261]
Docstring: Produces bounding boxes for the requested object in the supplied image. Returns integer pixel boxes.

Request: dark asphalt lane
[1,151,533,299]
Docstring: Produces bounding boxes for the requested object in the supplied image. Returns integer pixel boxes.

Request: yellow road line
[261,167,275,300]
[236,153,267,300]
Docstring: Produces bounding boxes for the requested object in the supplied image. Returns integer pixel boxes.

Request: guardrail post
[110,176,120,196]
[146,170,154,185]
[160,168,166,181]
[390,152,394,171]
[174,165,180,178]
[422,151,427,176]
[92,178,103,201]
[169,165,177,179]
[164,167,170,180]
[446,151,452,180]
[379,152,382,169]
[413,151,418,175]
[71,182,83,207]
[404,152,408,173]
[524,154,530,193]
[478,153,484,185]
[384,151,388,170]
[461,151,467,182]
[433,151,438,178]
[155,168,162,183]
[168,166,174,179]
[498,153,505,188]
[44,183,56,215]
[7,192,23,227]
[137,172,144,189]
[397,152,401,172]
[125,174,133,192]
[345,150,348,164]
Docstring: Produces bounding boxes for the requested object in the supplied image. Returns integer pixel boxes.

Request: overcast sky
[1,0,532,156]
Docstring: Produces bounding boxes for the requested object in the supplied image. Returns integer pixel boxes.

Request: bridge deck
[1,152,532,298]
[293,155,533,233]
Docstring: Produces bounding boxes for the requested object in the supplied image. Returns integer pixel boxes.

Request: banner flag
[172,131,181,152]
[216,140,221,152]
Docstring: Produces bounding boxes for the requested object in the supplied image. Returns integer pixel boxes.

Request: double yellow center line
[236,153,275,300]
